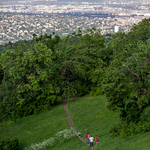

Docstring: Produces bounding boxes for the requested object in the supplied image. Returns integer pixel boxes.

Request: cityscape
[0,0,150,44]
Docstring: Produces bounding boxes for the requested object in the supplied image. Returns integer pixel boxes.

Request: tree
[129,18,150,42]
[0,28,106,120]
[103,37,150,124]
[55,28,106,97]
[0,41,61,119]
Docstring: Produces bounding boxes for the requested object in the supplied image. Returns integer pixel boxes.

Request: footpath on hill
[62,97,93,150]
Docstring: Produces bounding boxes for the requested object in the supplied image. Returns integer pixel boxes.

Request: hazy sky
[0,0,137,2]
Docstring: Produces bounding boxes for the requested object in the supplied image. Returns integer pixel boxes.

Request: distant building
[114,26,119,32]
[62,33,69,36]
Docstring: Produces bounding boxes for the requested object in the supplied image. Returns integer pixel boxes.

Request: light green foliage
[0,40,60,119]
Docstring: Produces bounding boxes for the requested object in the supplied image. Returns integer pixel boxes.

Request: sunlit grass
[1,95,150,150]
[0,104,70,149]
[0,102,89,150]
[67,96,150,150]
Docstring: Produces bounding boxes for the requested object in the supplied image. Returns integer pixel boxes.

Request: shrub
[0,138,18,150]
[110,120,150,138]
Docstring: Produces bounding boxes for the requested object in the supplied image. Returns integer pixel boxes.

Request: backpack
[86,135,88,138]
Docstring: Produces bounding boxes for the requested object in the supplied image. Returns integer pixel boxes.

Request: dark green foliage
[102,18,150,136]
[0,40,33,52]
[32,33,60,59]
[0,138,18,150]
[129,18,150,42]
[103,39,150,123]
[110,120,150,138]
[1,17,150,137]
[0,67,3,84]
[54,28,106,97]
[0,29,106,120]
[0,39,60,120]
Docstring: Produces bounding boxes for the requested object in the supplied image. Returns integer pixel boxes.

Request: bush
[0,138,18,150]
[0,120,15,127]
[110,120,150,138]
[110,123,121,137]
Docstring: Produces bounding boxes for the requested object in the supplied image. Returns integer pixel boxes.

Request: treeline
[0,40,33,52]
[1,18,150,137]
[103,18,150,137]
[0,28,106,120]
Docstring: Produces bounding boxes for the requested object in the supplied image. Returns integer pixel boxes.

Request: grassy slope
[50,137,89,150]
[0,103,88,150]
[0,104,70,149]
[1,96,150,150]
[67,96,150,150]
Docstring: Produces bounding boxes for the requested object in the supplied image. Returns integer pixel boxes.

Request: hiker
[96,136,98,144]
[86,132,89,144]
[78,132,81,138]
[89,135,94,147]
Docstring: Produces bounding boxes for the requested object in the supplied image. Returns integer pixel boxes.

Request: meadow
[67,96,150,150]
[1,96,150,150]
[0,102,88,150]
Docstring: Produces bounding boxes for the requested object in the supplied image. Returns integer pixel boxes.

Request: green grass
[67,96,150,150]
[0,103,89,150]
[0,104,71,149]
[50,137,89,150]
[1,95,150,150]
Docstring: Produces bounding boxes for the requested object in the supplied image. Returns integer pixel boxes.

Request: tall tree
[0,41,62,119]
[129,18,150,42]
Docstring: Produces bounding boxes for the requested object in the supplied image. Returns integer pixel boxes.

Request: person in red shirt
[96,136,98,144]
[86,132,89,144]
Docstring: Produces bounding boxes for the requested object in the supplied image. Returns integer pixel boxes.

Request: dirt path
[62,97,93,150]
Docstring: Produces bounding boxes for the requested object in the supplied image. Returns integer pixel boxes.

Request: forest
[1,18,150,137]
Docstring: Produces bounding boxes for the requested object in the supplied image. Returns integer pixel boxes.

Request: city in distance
[0,0,150,44]
[0,0,140,2]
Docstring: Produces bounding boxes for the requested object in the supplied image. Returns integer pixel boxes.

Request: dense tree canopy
[0,28,106,120]
[101,18,150,136]
[1,18,150,137]
[129,18,150,42]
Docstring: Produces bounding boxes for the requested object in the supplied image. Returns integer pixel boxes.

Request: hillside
[1,18,150,149]
[67,96,150,150]
[0,101,88,150]
[1,96,150,149]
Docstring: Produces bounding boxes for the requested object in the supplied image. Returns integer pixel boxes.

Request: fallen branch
[123,64,140,79]
[57,67,67,87]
